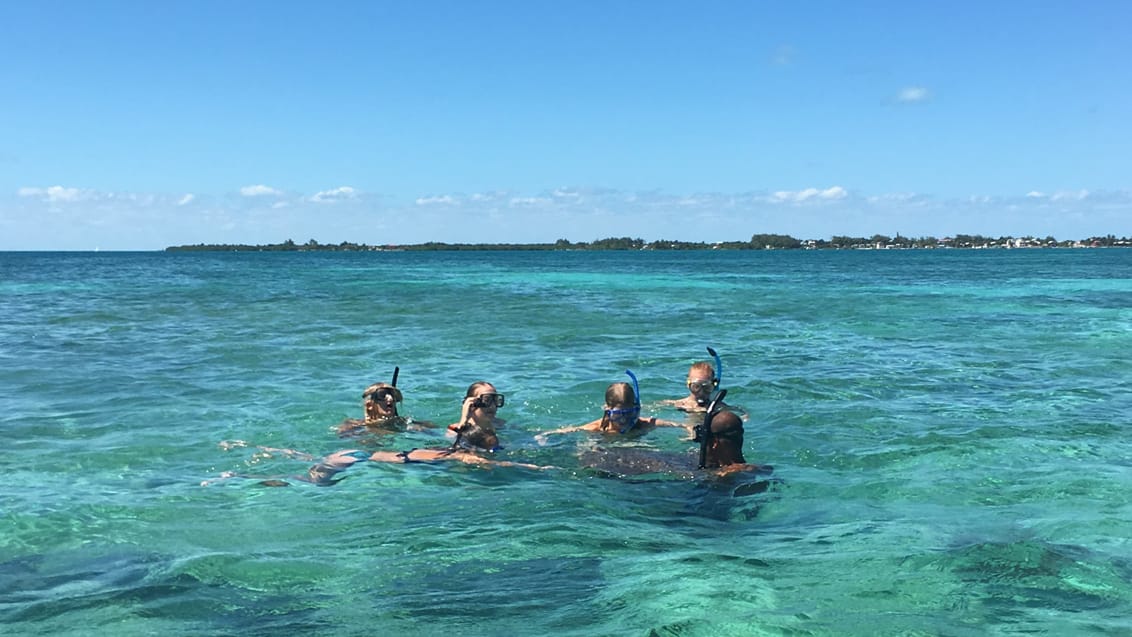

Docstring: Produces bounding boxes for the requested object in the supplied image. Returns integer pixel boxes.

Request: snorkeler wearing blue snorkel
[536,370,688,442]
[663,347,744,417]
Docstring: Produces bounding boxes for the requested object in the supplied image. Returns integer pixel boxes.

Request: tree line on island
[166,233,1131,252]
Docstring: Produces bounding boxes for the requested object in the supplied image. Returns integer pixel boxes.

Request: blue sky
[2,1,1129,250]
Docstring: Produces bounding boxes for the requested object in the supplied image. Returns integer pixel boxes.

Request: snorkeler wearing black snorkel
[337,366,435,438]
[306,383,545,483]
[536,370,688,442]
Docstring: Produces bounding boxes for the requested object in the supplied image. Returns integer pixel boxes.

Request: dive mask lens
[606,405,640,422]
[606,405,641,433]
[688,380,714,391]
[368,388,401,403]
[476,393,505,409]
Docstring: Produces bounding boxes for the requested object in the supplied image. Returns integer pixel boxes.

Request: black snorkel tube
[695,388,728,469]
[391,366,399,387]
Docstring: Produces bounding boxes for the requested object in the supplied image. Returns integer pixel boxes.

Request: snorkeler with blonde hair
[661,348,745,418]
[307,417,546,484]
[305,379,543,483]
[336,368,434,438]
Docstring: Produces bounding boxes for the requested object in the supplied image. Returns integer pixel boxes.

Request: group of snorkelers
[210,348,769,486]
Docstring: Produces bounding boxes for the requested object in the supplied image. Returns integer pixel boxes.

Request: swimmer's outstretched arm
[646,417,696,435]
[534,420,601,444]
[365,448,551,470]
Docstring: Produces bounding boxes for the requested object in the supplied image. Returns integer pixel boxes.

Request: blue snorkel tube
[707,346,722,394]
[621,369,642,434]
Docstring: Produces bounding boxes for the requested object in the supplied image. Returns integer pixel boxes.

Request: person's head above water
[451,420,501,452]
[705,409,745,467]
[362,382,402,422]
[463,380,505,423]
[686,361,718,406]
[600,380,641,433]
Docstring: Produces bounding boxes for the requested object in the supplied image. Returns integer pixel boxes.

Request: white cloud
[551,188,581,199]
[1051,189,1089,201]
[771,186,847,203]
[240,184,282,197]
[415,195,458,206]
[469,191,508,203]
[897,86,930,103]
[310,186,357,203]
[6,184,1130,251]
[509,196,549,207]
[17,185,89,202]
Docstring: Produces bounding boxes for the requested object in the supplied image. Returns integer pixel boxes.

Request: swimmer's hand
[460,396,476,422]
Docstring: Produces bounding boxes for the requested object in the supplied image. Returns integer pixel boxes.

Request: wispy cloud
[896,86,930,103]
[415,195,458,206]
[509,196,550,207]
[1051,189,1089,201]
[310,186,357,203]
[6,185,1130,250]
[770,186,848,203]
[17,185,92,202]
[239,184,282,197]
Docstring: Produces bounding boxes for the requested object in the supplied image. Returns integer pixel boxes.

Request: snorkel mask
[692,346,723,406]
[365,366,403,402]
[472,393,506,409]
[605,370,642,434]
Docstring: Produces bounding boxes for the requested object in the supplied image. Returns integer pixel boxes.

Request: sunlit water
[2,249,1130,636]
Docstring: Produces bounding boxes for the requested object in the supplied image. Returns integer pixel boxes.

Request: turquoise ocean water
[2,249,1131,636]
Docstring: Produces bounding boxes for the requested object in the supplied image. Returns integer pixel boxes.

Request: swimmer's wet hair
[363,382,403,402]
[605,382,636,407]
[452,421,500,451]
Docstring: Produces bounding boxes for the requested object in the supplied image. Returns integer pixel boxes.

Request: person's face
[471,385,504,417]
[686,372,715,404]
[709,439,739,465]
[365,387,400,419]
[604,397,641,431]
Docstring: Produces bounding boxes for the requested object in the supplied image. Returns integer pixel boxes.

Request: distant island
[166,233,1131,252]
